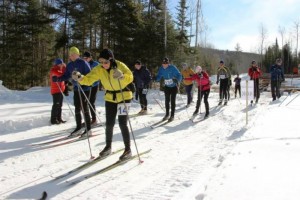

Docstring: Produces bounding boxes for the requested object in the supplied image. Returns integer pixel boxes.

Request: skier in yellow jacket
[72,49,133,161]
[181,63,195,107]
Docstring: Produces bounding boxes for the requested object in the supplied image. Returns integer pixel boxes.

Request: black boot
[168,115,174,122]
[204,112,209,118]
[69,127,82,137]
[162,114,169,121]
[119,148,132,161]
[193,109,199,116]
[51,119,60,125]
[99,145,112,157]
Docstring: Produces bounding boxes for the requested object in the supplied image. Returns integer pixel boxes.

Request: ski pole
[116,79,142,163]
[77,83,103,125]
[55,82,76,119]
[77,84,94,159]
[178,82,191,119]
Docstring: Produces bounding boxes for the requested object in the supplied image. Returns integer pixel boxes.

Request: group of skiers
[50,46,285,161]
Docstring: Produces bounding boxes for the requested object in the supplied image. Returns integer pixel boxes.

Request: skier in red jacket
[185,66,210,118]
[50,58,66,124]
[248,60,262,104]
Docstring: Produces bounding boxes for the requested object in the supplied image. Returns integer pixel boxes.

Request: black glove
[52,76,58,82]
[253,67,257,71]
[63,87,69,96]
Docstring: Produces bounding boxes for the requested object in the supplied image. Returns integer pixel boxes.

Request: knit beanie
[69,46,80,55]
[54,58,63,65]
[99,49,114,60]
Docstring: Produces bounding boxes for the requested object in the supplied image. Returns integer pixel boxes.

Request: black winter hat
[83,51,91,58]
[162,57,169,64]
[135,60,141,65]
[99,49,114,60]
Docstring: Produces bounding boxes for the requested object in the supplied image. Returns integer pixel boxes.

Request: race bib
[220,75,225,79]
[164,79,174,86]
[117,103,131,115]
[142,89,148,94]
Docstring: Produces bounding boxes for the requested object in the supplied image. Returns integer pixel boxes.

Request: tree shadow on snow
[227,127,248,141]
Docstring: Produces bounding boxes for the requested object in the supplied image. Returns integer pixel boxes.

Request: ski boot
[99,145,112,157]
[119,149,132,161]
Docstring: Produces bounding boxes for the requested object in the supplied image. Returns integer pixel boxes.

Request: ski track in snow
[0,86,276,199]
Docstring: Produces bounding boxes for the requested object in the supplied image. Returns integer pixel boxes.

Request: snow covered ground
[1,78,300,200]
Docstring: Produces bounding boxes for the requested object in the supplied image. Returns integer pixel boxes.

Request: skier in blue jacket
[52,46,91,136]
[156,57,182,121]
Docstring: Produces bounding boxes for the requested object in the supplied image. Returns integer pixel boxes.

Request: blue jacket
[59,58,91,91]
[133,66,152,89]
[270,64,284,81]
[88,60,100,87]
[156,64,182,88]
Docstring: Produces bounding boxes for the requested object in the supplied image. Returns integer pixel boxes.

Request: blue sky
[168,0,300,53]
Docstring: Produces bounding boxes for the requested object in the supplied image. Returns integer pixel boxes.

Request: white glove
[72,71,83,81]
[113,68,124,79]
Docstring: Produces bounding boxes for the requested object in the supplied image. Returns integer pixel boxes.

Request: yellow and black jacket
[79,60,133,103]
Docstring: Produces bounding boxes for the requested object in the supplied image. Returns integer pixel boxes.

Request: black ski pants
[51,93,63,122]
[74,89,91,131]
[219,78,228,102]
[195,89,210,115]
[105,100,131,150]
[235,85,241,98]
[271,80,281,100]
[253,78,260,102]
[137,88,148,110]
[164,86,178,117]
[185,84,193,105]
[89,85,99,120]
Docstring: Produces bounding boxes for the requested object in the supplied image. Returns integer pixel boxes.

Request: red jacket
[50,65,66,94]
[248,66,261,80]
[185,71,210,91]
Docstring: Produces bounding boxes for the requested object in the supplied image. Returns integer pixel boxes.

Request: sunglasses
[98,59,110,65]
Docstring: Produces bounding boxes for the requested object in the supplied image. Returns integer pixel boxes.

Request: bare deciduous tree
[259,23,267,69]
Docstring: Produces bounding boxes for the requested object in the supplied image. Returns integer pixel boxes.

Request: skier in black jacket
[133,60,152,114]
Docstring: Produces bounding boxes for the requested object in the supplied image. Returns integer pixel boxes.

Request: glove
[113,68,124,79]
[253,68,257,71]
[52,76,58,82]
[216,81,219,85]
[72,71,82,81]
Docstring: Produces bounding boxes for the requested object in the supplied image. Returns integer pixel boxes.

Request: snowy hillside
[1,79,300,200]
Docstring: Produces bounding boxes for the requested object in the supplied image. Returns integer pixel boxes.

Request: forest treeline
[0,0,298,90]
